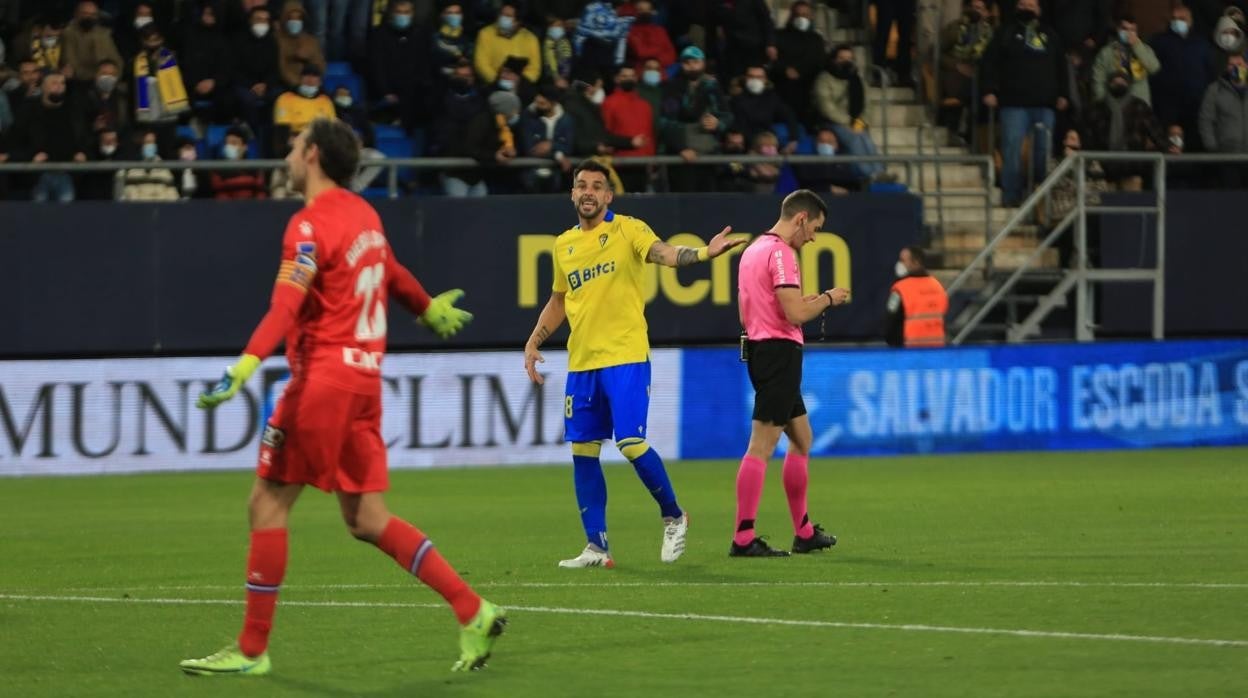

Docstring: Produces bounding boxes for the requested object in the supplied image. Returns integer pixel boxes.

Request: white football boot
[558,545,615,569]
[660,512,689,563]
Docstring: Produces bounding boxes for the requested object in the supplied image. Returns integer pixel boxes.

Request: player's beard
[577,197,603,221]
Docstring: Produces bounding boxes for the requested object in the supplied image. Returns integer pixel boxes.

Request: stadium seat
[774,165,799,195]
[323,61,364,102]
[771,123,790,144]
[175,125,205,158]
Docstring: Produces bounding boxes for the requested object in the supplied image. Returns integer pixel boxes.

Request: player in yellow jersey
[524,160,745,568]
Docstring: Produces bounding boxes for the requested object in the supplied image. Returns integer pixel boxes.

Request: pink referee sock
[734,455,768,546]
[783,452,815,539]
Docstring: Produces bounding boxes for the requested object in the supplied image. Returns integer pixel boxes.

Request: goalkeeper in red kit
[180,118,505,677]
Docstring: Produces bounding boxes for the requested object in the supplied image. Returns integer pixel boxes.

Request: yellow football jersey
[552,211,660,371]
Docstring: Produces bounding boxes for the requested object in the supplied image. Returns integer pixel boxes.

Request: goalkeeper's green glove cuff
[419,289,474,339]
[196,354,261,409]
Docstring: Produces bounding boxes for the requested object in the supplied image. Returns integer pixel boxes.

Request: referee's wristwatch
[823,290,836,307]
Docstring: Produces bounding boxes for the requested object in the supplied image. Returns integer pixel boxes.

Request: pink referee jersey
[738,233,804,345]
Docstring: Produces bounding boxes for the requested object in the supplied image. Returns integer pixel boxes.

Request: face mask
[2,77,19,92]
[135,16,154,29]
[1169,135,1184,150]
[142,143,158,159]
[1016,9,1036,23]
[180,149,196,161]
[335,95,352,107]
[286,19,303,35]
[47,91,65,104]
[816,142,836,156]
[298,84,319,98]
[684,69,703,81]
[548,26,565,40]
[42,37,58,49]
[895,261,909,278]
[96,75,118,92]
[223,143,242,159]
[1118,29,1130,44]
[252,23,270,38]
[759,145,778,156]
[101,144,117,156]
[498,78,516,91]
[643,70,661,86]
[618,80,637,92]
[1171,19,1189,36]
[745,78,765,95]
[833,61,855,78]
[589,87,605,104]
[507,113,520,125]
[444,13,462,28]
[498,16,516,32]
[393,14,412,29]
[450,77,472,93]
[1108,82,1129,97]
[79,17,98,30]
[793,16,812,32]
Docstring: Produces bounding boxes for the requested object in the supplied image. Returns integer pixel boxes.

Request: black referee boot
[792,524,837,554]
[729,537,791,557]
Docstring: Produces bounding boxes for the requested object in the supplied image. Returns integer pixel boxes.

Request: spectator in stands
[638,56,664,129]
[333,84,374,148]
[980,0,1068,206]
[576,0,632,82]
[63,1,122,87]
[1048,0,1111,53]
[873,0,917,87]
[743,130,781,193]
[1150,3,1218,151]
[132,24,187,151]
[460,89,522,194]
[9,72,88,202]
[273,64,335,150]
[715,128,753,192]
[1091,14,1160,107]
[81,126,121,200]
[231,6,281,143]
[1214,7,1246,55]
[181,2,230,124]
[210,125,269,199]
[369,0,433,133]
[1199,52,1248,188]
[812,45,884,178]
[1164,123,1201,188]
[718,0,776,83]
[518,84,575,192]
[276,1,325,90]
[542,15,574,89]
[494,55,536,106]
[80,58,129,134]
[794,125,864,194]
[9,59,41,108]
[1085,70,1166,190]
[30,21,68,74]
[527,0,585,26]
[733,63,800,151]
[659,45,731,191]
[568,69,639,158]
[772,1,826,124]
[938,0,993,141]
[475,3,541,85]
[176,136,201,198]
[116,2,157,64]
[626,0,674,69]
[603,64,655,192]
[119,128,179,200]
[430,59,490,195]
[431,3,473,85]
[307,0,373,63]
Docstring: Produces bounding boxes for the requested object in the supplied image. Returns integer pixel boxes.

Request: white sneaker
[558,545,615,569]
[660,512,689,563]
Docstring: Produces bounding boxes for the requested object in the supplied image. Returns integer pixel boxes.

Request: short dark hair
[903,245,928,267]
[304,118,361,188]
[573,159,613,189]
[781,189,827,221]
[97,58,118,69]
[1117,13,1136,24]
[833,43,854,58]
[226,125,251,142]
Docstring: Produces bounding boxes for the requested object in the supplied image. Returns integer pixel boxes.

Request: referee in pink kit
[731,190,849,558]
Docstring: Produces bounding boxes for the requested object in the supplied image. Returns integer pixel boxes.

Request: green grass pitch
[2,448,1246,697]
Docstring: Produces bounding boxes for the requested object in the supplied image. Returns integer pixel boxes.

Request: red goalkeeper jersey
[244,187,431,393]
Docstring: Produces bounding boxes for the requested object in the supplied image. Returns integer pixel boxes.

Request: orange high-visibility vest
[892,275,948,347]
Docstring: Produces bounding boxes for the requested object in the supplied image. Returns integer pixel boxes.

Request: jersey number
[354,262,388,341]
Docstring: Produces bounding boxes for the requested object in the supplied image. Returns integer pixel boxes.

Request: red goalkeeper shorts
[257,377,388,493]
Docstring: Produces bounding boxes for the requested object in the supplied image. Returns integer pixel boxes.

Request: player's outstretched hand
[196,354,260,409]
[524,345,546,385]
[419,289,474,339]
[707,226,748,259]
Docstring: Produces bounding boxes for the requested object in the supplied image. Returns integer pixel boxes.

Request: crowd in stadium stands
[0,0,1246,202]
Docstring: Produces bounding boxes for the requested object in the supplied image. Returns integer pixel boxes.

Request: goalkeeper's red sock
[377,517,481,624]
[734,455,768,547]
[238,527,287,658]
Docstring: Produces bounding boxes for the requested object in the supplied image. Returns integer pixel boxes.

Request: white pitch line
[1,593,1245,649]
[48,580,1248,592]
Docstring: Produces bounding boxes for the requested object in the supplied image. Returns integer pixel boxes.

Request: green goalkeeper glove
[419,289,473,339]
[196,354,261,409]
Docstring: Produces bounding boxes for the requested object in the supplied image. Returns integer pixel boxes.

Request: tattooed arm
[524,292,567,385]
[645,225,747,267]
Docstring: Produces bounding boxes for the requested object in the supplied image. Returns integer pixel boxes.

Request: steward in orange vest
[885,246,948,347]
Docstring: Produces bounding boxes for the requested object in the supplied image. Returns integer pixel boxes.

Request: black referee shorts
[746,339,807,426]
